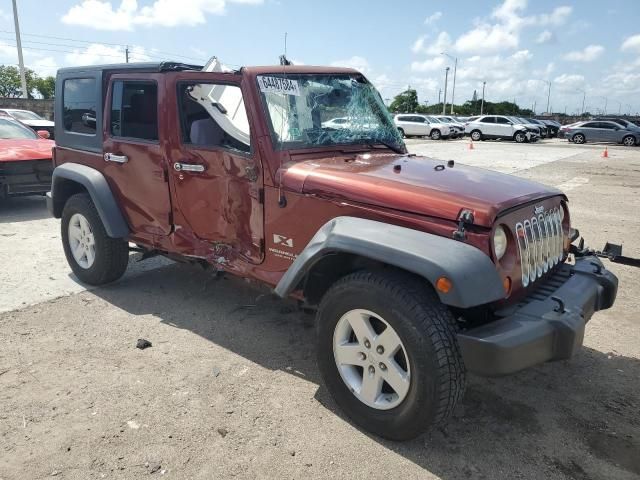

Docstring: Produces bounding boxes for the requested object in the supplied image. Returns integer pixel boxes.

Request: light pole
[480,81,486,115]
[438,88,442,105]
[577,88,586,116]
[614,100,622,115]
[441,52,457,115]
[442,67,450,115]
[542,80,551,115]
[11,0,27,98]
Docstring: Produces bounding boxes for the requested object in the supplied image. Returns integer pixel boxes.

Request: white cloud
[410,56,445,72]
[563,45,604,62]
[536,30,554,44]
[411,31,452,56]
[64,43,150,65]
[553,73,585,92]
[424,11,442,25]
[621,34,640,52]
[452,0,572,54]
[330,56,370,74]
[62,0,263,31]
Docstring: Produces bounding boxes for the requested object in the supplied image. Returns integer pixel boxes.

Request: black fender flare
[274,217,506,309]
[48,163,129,238]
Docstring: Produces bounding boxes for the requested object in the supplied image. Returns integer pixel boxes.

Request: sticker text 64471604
[257,76,300,96]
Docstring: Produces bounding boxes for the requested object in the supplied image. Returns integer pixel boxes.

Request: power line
[0,29,126,47]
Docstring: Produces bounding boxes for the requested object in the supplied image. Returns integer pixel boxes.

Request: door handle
[104,153,128,164]
[174,162,205,173]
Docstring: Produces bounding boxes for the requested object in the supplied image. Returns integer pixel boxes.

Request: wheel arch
[49,163,130,238]
[274,217,506,309]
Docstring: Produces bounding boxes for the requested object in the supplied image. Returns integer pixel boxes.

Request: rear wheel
[397,128,405,138]
[622,135,636,147]
[316,270,466,440]
[61,193,129,285]
[430,129,442,140]
[470,130,482,141]
[572,133,585,144]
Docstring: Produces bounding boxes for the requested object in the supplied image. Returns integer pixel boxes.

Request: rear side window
[63,78,97,135]
[110,81,158,141]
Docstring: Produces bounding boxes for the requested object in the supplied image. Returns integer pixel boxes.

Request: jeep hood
[282,153,563,227]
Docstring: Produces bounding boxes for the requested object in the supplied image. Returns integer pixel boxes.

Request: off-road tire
[514,131,527,143]
[316,270,466,440]
[572,133,585,144]
[470,130,482,141]
[430,129,442,140]
[61,193,129,285]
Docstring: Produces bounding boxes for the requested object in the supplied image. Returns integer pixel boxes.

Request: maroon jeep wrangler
[48,61,618,440]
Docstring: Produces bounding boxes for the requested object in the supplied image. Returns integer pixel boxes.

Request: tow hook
[571,240,640,268]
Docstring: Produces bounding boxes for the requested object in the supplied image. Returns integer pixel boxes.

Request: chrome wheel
[68,213,96,269]
[471,130,481,141]
[623,135,636,147]
[333,309,411,410]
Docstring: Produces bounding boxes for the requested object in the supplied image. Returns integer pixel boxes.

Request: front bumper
[0,159,52,198]
[457,256,618,376]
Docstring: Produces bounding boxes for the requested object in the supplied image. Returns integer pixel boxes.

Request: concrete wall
[0,98,54,120]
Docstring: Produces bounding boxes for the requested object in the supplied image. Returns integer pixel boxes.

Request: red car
[0,117,54,199]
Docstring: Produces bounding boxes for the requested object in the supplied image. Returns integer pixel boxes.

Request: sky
[0,0,639,115]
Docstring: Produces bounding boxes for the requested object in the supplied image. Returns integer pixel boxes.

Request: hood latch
[453,209,474,241]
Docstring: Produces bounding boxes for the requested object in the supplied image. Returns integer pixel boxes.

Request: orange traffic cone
[468,139,474,150]
[602,147,608,158]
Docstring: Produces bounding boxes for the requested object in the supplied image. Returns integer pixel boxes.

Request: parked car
[0,116,54,199]
[540,119,561,138]
[563,120,639,146]
[433,115,465,138]
[521,118,549,138]
[48,61,618,441]
[0,108,55,139]
[321,117,351,129]
[509,117,545,138]
[595,118,640,133]
[393,114,450,139]
[464,115,539,143]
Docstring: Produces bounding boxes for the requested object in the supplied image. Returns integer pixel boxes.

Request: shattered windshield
[257,73,404,152]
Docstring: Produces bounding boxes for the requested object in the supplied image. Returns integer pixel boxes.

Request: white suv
[464,115,539,143]
[394,114,450,140]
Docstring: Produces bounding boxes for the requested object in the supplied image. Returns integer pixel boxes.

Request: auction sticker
[258,76,300,96]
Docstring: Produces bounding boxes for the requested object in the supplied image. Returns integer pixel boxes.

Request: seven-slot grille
[515,207,564,287]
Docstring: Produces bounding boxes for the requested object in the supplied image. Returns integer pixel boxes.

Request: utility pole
[533,100,536,115]
[441,52,457,115]
[11,0,27,98]
[480,81,486,115]
[442,67,449,115]
[125,45,130,63]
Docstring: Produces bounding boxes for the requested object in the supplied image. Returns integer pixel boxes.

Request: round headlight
[493,225,508,260]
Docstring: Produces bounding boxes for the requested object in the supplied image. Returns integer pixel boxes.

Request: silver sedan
[564,120,639,146]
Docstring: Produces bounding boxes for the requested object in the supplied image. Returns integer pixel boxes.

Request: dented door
[166,75,264,264]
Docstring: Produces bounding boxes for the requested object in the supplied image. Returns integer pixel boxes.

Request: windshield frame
[255,72,404,153]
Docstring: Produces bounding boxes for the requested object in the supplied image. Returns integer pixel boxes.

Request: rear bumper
[0,159,52,198]
[457,256,618,376]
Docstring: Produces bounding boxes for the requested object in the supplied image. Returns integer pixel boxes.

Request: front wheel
[316,271,466,440]
[430,129,442,140]
[514,131,527,143]
[61,193,129,285]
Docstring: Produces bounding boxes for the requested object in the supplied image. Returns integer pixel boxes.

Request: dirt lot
[1,139,639,479]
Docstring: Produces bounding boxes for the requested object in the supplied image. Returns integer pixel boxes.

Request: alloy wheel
[68,213,96,269]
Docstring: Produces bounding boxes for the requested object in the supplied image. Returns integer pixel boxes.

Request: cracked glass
[257,73,404,152]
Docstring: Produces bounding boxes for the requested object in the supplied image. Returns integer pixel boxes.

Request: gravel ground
[1,139,639,479]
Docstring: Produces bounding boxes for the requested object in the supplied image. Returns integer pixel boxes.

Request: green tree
[389,89,419,113]
[0,65,40,98]
[33,76,55,99]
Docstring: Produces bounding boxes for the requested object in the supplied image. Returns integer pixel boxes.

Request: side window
[582,122,597,128]
[599,122,615,129]
[482,116,495,123]
[178,82,250,154]
[413,116,425,123]
[110,81,158,141]
[495,117,510,124]
[63,78,96,134]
